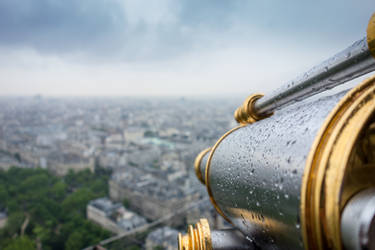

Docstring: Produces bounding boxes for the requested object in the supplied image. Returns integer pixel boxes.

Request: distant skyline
[0,0,374,97]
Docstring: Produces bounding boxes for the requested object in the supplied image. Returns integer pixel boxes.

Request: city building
[47,151,95,176]
[109,166,199,226]
[87,197,147,234]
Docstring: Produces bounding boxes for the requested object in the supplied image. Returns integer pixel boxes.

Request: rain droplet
[287,157,291,164]
[246,236,253,242]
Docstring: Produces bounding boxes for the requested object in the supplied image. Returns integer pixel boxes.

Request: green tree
[50,181,67,201]
[0,184,8,205]
[62,188,96,218]
[3,212,24,237]
[65,231,84,250]
[0,168,112,250]
[4,236,36,250]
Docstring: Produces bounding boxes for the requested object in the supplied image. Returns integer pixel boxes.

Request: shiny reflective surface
[208,90,347,249]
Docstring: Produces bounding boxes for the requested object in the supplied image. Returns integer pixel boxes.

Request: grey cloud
[0,0,126,53]
[0,0,373,62]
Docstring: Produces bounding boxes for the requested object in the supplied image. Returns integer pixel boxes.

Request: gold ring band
[367,13,375,58]
[205,125,245,223]
[194,148,212,185]
[301,74,375,250]
[234,93,273,124]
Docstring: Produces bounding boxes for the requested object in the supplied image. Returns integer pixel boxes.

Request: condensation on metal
[254,38,375,115]
[208,90,348,250]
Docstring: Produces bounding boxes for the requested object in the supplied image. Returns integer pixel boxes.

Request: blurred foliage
[4,236,36,250]
[0,167,112,250]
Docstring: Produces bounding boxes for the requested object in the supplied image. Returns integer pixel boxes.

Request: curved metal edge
[234,94,272,124]
[368,13,375,58]
[194,148,212,185]
[248,94,274,121]
[205,125,245,224]
[301,74,375,250]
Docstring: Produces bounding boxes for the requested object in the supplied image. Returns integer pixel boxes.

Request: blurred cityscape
[0,95,238,249]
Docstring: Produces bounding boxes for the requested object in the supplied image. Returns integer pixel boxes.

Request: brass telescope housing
[179,13,375,250]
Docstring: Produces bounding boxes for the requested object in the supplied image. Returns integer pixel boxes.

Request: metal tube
[205,75,375,249]
[208,90,348,249]
[254,37,375,115]
[341,188,375,250]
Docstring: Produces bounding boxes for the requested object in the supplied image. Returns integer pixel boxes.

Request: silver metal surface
[341,188,375,250]
[208,90,348,250]
[254,38,375,115]
[211,229,254,250]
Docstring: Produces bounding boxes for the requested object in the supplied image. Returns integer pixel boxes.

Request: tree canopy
[0,167,112,250]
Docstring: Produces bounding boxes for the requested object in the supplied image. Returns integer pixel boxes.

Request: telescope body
[207,89,347,249]
[179,13,375,250]
[207,91,346,249]
[196,75,375,250]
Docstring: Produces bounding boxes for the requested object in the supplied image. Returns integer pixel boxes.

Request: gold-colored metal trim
[234,93,272,124]
[194,148,211,185]
[178,218,212,250]
[205,126,245,223]
[301,74,375,250]
[367,13,375,58]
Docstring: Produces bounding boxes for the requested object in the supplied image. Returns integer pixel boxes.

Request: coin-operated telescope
[179,13,375,250]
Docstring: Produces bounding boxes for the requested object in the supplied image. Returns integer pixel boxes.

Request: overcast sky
[0,0,373,97]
